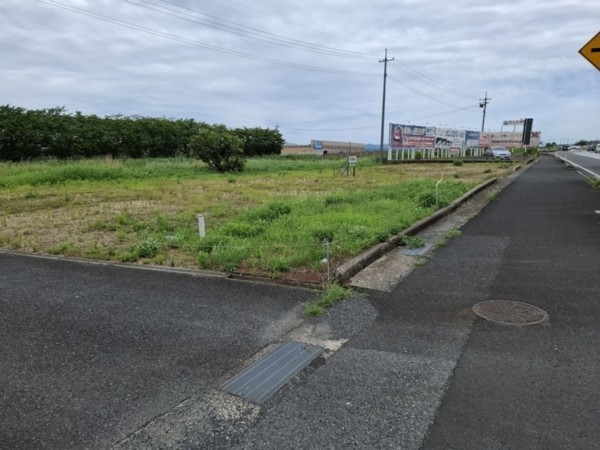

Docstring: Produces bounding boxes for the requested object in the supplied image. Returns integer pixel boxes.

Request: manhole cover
[472,300,549,326]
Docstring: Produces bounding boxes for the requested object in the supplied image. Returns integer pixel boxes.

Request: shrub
[452,159,463,166]
[189,125,246,173]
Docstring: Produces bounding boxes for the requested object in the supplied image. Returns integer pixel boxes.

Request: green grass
[401,235,426,249]
[191,179,473,273]
[305,283,353,315]
[586,177,600,189]
[0,156,517,278]
[0,156,378,189]
[487,189,500,201]
[434,228,462,249]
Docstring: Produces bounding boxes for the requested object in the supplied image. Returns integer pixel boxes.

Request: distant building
[282,140,366,156]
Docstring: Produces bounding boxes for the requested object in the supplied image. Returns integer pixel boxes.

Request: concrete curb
[0,249,226,279]
[334,177,498,283]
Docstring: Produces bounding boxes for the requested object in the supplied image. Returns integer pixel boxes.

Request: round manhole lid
[472,300,549,326]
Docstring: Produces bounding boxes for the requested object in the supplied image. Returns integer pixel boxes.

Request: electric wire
[137,0,377,59]
[282,125,377,132]
[402,105,482,125]
[225,0,481,100]
[390,62,479,100]
[38,0,485,135]
[388,75,479,111]
[40,0,483,104]
[38,0,377,76]
[226,0,383,53]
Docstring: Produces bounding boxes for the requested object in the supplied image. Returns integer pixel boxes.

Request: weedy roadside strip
[0,157,517,279]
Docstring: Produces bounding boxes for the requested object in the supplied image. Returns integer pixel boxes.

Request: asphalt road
[2,155,599,449]
[0,257,318,449]
[422,155,600,448]
[556,149,600,178]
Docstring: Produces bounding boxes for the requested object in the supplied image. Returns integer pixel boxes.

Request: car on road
[596,143,600,153]
[486,146,512,160]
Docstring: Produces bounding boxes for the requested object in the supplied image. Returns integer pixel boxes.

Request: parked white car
[596,143,600,153]
[486,146,512,160]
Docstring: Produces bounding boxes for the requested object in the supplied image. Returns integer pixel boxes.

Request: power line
[402,105,482,125]
[225,0,382,54]
[225,0,480,102]
[283,125,376,132]
[38,0,377,76]
[392,60,479,98]
[387,75,478,111]
[389,61,479,100]
[127,0,375,60]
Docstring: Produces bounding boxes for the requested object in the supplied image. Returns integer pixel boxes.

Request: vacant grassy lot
[0,156,516,281]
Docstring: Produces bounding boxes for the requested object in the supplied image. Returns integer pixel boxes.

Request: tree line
[0,105,284,170]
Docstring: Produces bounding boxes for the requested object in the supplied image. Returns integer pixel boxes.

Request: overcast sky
[2,0,599,145]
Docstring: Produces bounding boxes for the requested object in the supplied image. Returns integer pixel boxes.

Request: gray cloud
[1,0,599,145]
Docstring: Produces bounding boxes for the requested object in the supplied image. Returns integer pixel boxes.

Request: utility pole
[479,92,491,132]
[379,49,394,163]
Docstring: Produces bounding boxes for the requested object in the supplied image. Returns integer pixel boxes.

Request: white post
[196,214,206,237]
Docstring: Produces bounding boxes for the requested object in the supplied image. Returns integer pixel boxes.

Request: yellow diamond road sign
[579,31,600,71]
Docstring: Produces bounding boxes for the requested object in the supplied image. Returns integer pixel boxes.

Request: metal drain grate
[472,300,549,326]
[220,340,323,404]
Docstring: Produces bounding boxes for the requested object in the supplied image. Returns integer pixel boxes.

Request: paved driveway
[0,254,316,449]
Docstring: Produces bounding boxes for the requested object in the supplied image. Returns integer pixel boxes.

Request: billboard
[466,130,481,147]
[391,124,433,148]
[480,130,541,148]
[390,124,479,150]
[522,118,533,145]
